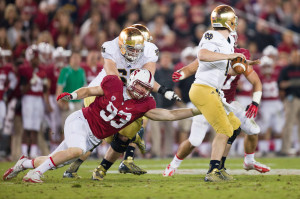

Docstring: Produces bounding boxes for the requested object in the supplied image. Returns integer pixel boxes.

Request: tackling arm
[57,86,104,101]
[144,107,201,121]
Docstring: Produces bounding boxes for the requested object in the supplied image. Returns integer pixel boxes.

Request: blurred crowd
[0,0,299,161]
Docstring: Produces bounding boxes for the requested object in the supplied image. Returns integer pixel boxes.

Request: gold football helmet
[211,5,238,32]
[119,27,145,63]
[130,24,153,42]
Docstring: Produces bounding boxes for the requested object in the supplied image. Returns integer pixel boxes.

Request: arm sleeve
[101,42,116,62]
[200,42,219,52]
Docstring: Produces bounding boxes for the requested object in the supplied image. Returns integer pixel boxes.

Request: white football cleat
[23,170,44,183]
[3,155,28,180]
[243,161,271,173]
[163,164,176,177]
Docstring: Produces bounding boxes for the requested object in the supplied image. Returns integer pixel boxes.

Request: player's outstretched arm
[172,59,198,82]
[144,108,201,121]
[57,86,104,101]
[198,49,246,62]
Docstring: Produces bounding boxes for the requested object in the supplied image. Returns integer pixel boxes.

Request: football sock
[208,160,220,173]
[124,146,135,160]
[21,144,28,156]
[244,153,255,164]
[170,154,183,169]
[219,156,227,170]
[100,159,113,171]
[258,140,269,153]
[66,159,84,173]
[274,139,282,152]
[22,159,35,169]
[30,144,38,158]
[35,157,56,174]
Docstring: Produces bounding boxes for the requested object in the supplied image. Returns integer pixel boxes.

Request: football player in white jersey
[166,5,246,182]
[63,25,181,180]
[164,46,271,179]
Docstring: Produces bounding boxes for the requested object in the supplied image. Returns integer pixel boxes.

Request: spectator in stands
[277,30,298,54]
[289,12,300,33]
[2,4,18,29]
[56,51,86,130]
[278,50,300,156]
[81,51,103,84]
[0,27,11,50]
[141,0,159,22]
[252,19,276,52]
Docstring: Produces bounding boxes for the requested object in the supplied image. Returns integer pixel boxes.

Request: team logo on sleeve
[155,49,159,56]
[101,46,106,53]
[204,33,213,40]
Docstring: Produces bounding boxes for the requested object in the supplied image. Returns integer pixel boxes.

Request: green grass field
[1,157,300,199]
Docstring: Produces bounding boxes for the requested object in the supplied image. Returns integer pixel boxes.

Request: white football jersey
[194,30,234,90]
[88,37,159,87]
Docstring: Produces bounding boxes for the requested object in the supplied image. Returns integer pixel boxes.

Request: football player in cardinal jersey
[0,48,17,153]
[63,25,181,179]
[3,69,200,183]
[164,33,270,180]
[19,45,51,159]
[257,56,285,155]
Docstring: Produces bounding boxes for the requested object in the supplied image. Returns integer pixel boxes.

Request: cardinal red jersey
[19,64,47,96]
[44,64,60,95]
[222,48,251,103]
[260,72,280,101]
[0,64,14,100]
[222,74,241,103]
[82,75,156,139]
[82,64,103,84]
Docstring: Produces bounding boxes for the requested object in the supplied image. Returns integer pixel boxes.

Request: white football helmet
[52,47,71,68]
[25,44,39,61]
[180,46,197,64]
[38,42,54,64]
[260,56,274,75]
[127,69,154,100]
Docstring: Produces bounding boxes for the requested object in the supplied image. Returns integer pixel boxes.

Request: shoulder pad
[101,38,119,57]
[144,42,159,58]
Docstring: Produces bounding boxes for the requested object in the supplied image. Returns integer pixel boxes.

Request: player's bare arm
[144,107,201,121]
[57,86,104,101]
[103,58,119,77]
[198,49,246,62]
[245,70,262,93]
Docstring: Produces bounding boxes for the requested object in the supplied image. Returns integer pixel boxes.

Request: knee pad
[110,133,131,153]
[227,127,241,145]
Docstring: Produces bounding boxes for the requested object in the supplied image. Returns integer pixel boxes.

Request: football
[231,57,248,74]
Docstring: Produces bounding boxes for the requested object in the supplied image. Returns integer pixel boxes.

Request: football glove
[158,85,182,101]
[57,92,74,101]
[245,101,259,118]
[172,70,184,82]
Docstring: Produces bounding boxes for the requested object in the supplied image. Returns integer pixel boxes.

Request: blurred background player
[0,48,17,158]
[257,56,285,155]
[19,44,51,158]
